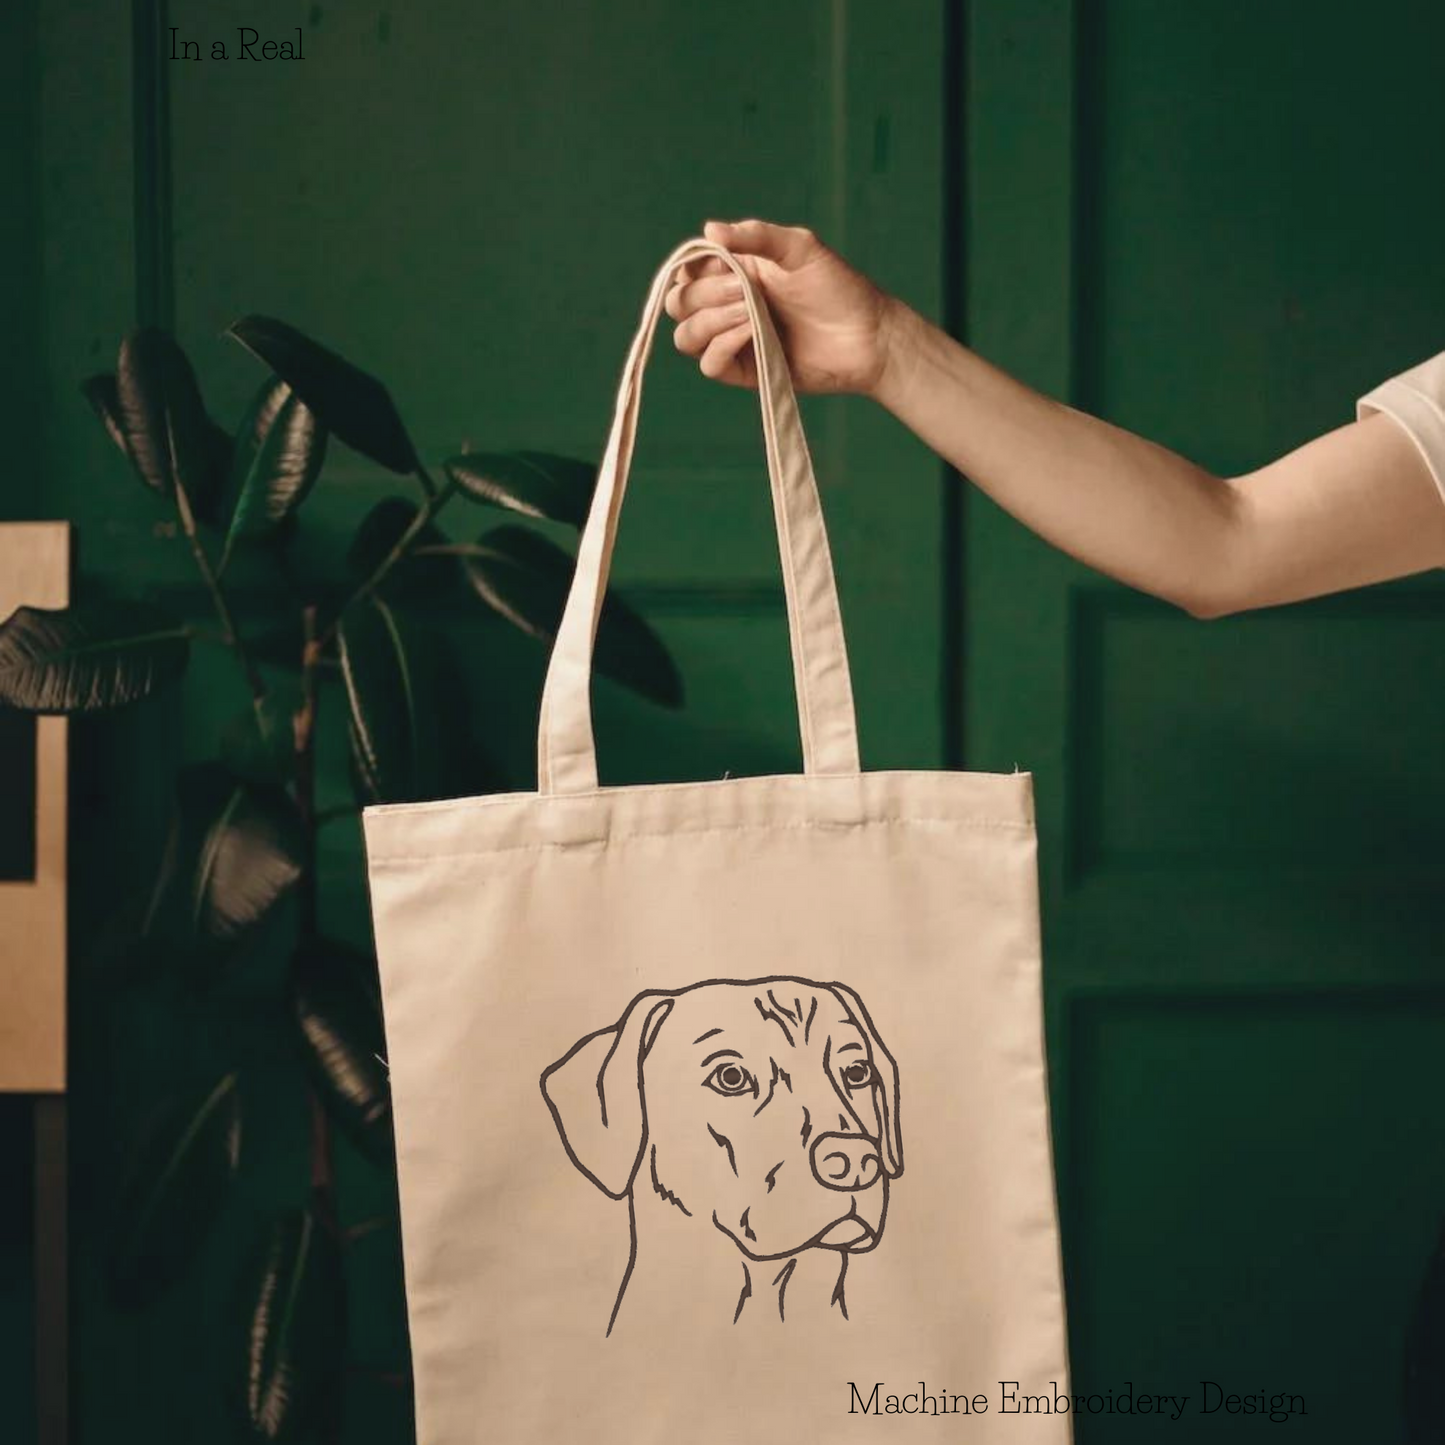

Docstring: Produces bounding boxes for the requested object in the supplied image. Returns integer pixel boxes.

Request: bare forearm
[670,221,1445,610]
[871,302,1240,614]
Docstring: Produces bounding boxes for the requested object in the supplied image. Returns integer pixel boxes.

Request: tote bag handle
[537,237,861,795]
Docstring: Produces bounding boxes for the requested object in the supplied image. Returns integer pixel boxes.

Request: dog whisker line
[733,1262,751,1324]
[753,1060,779,1117]
[773,1258,797,1322]
[765,988,802,1027]
[753,995,795,1047]
[650,1144,692,1217]
[831,1252,850,1320]
[707,1122,738,1177]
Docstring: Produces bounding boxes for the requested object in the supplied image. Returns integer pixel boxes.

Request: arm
[667,220,1445,617]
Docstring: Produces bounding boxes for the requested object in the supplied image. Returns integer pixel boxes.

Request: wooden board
[0,522,69,1093]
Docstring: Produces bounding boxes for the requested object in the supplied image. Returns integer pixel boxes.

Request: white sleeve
[1357,351,1445,506]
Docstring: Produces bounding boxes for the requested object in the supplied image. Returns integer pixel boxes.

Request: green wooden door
[963,3,1445,1439]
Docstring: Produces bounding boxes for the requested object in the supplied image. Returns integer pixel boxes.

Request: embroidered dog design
[540,976,904,1335]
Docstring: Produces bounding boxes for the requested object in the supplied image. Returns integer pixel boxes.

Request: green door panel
[1069,996,1445,1441]
[965,3,1445,1440]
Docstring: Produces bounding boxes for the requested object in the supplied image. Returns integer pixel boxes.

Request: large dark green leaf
[114,329,222,510]
[233,1208,345,1442]
[220,377,328,567]
[337,597,445,803]
[0,601,189,713]
[444,451,596,528]
[113,329,205,496]
[84,363,231,521]
[109,1074,242,1308]
[145,764,305,953]
[187,770,305,944]
[81,372,133,461]
[460,525,683,707]
[292,941,393,1163]
[226,315,416,475]
[347,497,452,602]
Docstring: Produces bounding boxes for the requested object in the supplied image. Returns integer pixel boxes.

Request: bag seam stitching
[367,813,1035,866]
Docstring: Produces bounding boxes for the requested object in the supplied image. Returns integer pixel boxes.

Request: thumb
[703,217,814,267]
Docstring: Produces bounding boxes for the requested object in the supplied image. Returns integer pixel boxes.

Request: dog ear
[539,991,676,1198]
[829,982,904,1178]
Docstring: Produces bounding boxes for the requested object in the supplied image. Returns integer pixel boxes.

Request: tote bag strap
[536,236,861,795]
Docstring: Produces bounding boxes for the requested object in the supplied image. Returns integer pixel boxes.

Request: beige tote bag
[363,237,1072,1444]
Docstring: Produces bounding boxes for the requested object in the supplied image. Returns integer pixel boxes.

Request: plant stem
[317,474,458,644]
[343,1215,399,1244]
[295,607,339,1248]
[407,542,491,558]
[172,479,269,722]
[292,606,321,933]
[308,1089,338,1226]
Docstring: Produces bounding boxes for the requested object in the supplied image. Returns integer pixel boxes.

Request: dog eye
[841,1060,875,1090]
[703,1062,755,1097]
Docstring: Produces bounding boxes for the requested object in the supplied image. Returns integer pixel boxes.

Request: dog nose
[809,1131,881,1191]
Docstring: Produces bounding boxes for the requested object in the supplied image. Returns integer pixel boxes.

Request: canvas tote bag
[363,237,1073,1444]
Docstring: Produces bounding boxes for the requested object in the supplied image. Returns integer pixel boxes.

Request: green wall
[2,1,1443,1442]
[964,3,1445,1441]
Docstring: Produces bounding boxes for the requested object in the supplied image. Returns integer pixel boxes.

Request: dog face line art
[540,976,904,1335]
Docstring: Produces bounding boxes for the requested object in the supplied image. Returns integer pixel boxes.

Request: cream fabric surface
[363,238,1073,1444]
[1358,350,1445,504]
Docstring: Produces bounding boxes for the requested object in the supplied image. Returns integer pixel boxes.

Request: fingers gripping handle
[536,237,861,795]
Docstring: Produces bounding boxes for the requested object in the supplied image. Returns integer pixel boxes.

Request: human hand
[665,219,902,397]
